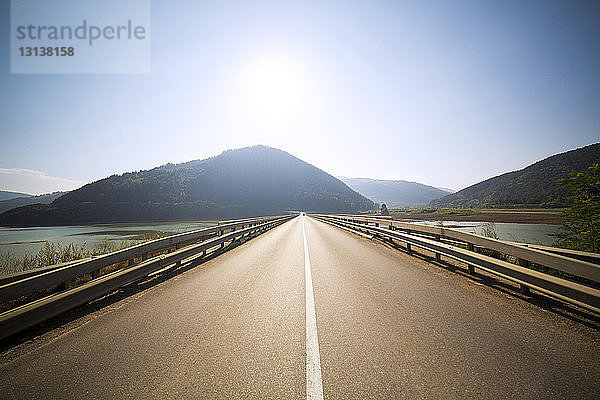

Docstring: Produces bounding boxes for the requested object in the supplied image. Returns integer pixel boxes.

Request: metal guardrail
[516,243,600,265]
[312,214,600,314]
[0,216,286,302]
[0,258,92,287]
[0,215,295,340]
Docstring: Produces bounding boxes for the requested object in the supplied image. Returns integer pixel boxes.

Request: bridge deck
[0,216,598,399]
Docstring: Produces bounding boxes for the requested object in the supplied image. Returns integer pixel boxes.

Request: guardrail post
[467,243,476,273]
[406,243,412,253]
[518,258,530,268]
[517,258,532,295]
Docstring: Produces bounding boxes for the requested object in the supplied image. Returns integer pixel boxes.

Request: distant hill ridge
[0,191,67,214]
[340,177,451,207]
[0,146,374,226]
[431,143,600,208]
[0,191,31,202]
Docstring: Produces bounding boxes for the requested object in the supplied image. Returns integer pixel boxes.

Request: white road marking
[302,216,324,400]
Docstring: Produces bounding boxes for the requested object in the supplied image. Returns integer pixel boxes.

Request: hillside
[0,146,374,226]
[431,143,600,208]
[0,191,31,202]
[340,177,451,207]
[0,191,67,214]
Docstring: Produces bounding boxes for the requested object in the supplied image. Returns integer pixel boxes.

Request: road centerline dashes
[302,216,324,400]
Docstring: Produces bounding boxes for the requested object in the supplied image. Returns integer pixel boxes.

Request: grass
[475,208,566,212]
[386,207,565,214]
[0,233,170,276]
[469,221,598,289]
[390,207,481,215]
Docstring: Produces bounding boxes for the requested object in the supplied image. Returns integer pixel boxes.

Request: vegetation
[481,222,500,240]
[551,164,600,253]
[0,146,374,226]
[456,219,596,288]
[380,204,389,215]
[340,177,450,207]
[431,143,600,208]
[0,233,168,275]
[392,207,480,216]
[0,191,67,214]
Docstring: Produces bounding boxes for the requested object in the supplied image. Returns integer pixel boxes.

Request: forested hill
[0,146,374,226]
[0,191,67,214]
[430,143,600,208]
[340,177,451,207]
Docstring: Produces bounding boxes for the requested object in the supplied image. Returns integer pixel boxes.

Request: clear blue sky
[1,0,599,194]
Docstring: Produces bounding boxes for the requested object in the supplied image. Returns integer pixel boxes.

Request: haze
[1,0,599,195]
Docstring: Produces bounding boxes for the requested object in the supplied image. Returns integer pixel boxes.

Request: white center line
[302,215,324,400]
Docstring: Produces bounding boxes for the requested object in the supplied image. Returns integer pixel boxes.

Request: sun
[239,55,307,123]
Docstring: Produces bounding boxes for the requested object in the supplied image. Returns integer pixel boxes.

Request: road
[0,215,598,399]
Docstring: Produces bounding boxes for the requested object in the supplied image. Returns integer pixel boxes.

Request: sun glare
[240,55,308,123]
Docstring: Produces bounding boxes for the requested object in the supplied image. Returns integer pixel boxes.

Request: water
[0,221,217,259]
[0,219,561,260]
[409,221,560,246]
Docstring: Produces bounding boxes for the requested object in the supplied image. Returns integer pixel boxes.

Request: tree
[551,164,600,252]
[381,203,389,216]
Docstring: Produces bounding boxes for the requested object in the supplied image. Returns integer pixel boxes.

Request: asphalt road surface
[0,215,598,399]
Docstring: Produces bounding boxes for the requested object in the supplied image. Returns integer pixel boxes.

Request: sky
[1,0,599,195]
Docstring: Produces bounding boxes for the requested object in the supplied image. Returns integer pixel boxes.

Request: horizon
[3,141,598,196]
[2,1,599,195]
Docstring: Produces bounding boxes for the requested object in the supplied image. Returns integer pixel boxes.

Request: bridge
[0,214,599,398]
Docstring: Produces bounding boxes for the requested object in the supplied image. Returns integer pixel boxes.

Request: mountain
[340,177,451,207]
[0,146,374,226]
[0,191,68,214]
[0,191,31,201]
[431,143,600,208]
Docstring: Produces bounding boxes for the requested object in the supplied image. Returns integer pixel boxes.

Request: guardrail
[516,243,600,265]
[0,215,296,340]
[312,214,600,314]
[0,216,286,301]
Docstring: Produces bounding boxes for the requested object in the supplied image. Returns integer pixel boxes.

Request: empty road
[0,216,598,399]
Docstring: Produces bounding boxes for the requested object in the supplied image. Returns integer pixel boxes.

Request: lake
[410,220,560,246]
[0,221,218,259]
[0,219,560,261]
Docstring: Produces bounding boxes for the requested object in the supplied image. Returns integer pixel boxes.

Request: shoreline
[390,211,564,225]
